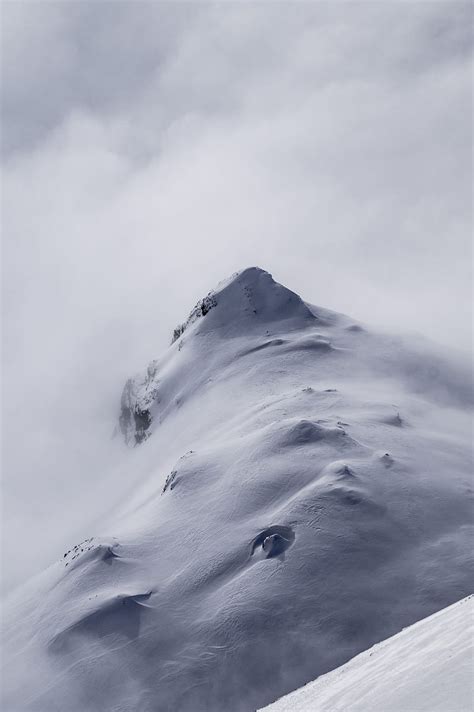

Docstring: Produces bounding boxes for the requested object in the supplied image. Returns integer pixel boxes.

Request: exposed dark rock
[171,293,218,344]
[251,525,295,559]
[119,372,158,447]
[162,470,178,494]
[133,407,152,445]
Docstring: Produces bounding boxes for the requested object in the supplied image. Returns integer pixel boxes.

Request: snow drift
[260,595,474,712]
[2,267,473,712]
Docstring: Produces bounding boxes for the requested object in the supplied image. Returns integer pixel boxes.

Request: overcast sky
[1,1,472,593]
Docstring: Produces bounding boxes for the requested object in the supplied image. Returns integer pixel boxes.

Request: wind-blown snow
[260,595,474,712]
[2,268,473,712]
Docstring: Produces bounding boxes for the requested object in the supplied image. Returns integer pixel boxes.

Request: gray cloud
[1,1,472,593]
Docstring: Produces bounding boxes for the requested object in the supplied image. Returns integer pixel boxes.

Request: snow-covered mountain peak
[118,267,472,448]
[172,266,316,345]
[5,270,471,712]
[121,268,320,445]
[210,266,315,326]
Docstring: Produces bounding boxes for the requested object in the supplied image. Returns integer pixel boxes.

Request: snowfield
[260,595,474,712]
[2,268,473,712]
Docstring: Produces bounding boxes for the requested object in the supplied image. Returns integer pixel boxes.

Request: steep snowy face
[2,268,473,712]
[260,595,474,712]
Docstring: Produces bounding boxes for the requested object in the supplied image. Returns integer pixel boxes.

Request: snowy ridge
[260,595,474,712]
[2,267,473,712]
[117,267,472,448]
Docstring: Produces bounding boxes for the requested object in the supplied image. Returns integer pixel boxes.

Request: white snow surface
[260,595,474,712]
[2,267,473,712]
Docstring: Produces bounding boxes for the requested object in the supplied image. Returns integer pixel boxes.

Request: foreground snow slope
[2,268,473,712]
[260,595,474,712]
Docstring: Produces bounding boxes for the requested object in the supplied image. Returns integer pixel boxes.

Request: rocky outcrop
[119,361,159,446]
[171,293,218,344]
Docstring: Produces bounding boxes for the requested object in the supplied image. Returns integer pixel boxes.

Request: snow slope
[260,595,474,712]
[2,267,473,712]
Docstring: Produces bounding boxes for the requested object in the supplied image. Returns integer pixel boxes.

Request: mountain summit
[120,268,321,446]
[2,269,473,712]
[171,267,316,343]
